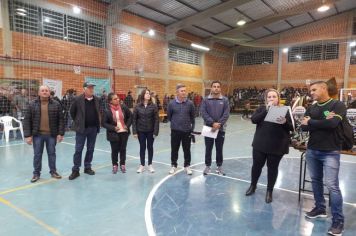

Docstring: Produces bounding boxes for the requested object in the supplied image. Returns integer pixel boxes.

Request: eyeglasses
[112,98,119,100]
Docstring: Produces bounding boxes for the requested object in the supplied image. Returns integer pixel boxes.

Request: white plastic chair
[0,116,24,142]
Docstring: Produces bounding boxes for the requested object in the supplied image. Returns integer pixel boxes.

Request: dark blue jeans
[138,131,154,166]
[306,149,344,223]
[204,131,225,167]
[72,127,98,172]
[33,134,57,176]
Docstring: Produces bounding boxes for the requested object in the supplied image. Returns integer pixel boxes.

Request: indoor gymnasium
[0,0,356,235]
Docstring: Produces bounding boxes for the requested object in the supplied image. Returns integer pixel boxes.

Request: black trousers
[138,131,154,166]
[110,133,129,166]
[250,149,283,191]
[204,131,225,167]
[171,130,191,167]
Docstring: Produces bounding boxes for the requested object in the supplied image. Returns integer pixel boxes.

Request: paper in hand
[201,125,218,139]
[264,106,289,124]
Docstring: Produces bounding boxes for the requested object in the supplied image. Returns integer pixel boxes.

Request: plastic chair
[0,116,24,142]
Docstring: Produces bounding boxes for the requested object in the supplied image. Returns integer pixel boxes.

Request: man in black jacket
[23,85,64,183]
[301,81,346,236]
[69,82,100,180]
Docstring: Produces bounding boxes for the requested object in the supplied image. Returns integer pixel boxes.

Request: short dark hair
[107,92,117,102]
[211,80,221,87]
[309,81,327,87]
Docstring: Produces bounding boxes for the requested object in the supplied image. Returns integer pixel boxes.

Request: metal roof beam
[107,0,140,25]
[166,0,255,34]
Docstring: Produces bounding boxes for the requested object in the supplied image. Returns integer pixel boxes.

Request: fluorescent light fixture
[16,12,26,16]
[282,48,289,53]
[350,41,356,47]
[237,20,246,26]
[191,43,210,51]
[16,8,27,13]
[44,17,50,23]
[317,5,330,12]
[73,6,81,14]
[148,29,155,36]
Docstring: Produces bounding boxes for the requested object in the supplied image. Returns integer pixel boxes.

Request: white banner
[43,78,62,98]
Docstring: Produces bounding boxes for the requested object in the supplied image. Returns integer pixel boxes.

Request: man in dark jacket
[167,84,195,175]
[69,82,101,180]
[23,85,64,183]
[200,81,230,176]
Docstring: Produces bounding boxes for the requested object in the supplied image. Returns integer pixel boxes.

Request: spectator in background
[193,93,202,117]
[23,85,64,183]
[50,91,62,109]
[124,91,134,112]
[102,92,132,174]
[0,91,12,116]
[13,88,29,119]
[68,82,101,180]
[99,89,108,117]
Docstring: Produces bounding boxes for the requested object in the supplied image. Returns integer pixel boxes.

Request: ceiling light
[16,8,27,13]
[296,55,302,59]
[73,6,81,14]
[237,20,246,26]
[283,48,289,53]
[317,5,330,12]
[148,29,155,36]
[16,12,26,16]
[350,41,356,47]
[354,51,356,56]
[191,43,210,51]
[44,17,50,23]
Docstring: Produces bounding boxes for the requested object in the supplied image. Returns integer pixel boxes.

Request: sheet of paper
[264,106,289,124]
[201,125,218,139]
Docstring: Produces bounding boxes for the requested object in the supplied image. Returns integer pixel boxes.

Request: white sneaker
[137,165,145,173]
[148,165,155,173]
[169,166,176,174]
[185,166,193,175]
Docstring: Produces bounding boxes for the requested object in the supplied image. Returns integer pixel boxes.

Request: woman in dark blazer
[132,89,159,173]
[245,89,294,203]
[102,92,132,174]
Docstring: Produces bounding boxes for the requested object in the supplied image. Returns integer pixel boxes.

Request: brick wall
[14,65,111,94]
[169,61,202,78]
[12,32,108,68]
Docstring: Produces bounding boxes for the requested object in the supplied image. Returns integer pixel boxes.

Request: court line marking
[0,196,63,236]
[144,156,356,236]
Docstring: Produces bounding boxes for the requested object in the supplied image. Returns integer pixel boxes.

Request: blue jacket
[167,98,195,132]
[200,95,230,131]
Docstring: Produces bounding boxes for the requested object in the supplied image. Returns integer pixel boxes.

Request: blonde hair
[264,88,281,106]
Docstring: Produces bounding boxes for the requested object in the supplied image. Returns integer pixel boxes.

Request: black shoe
[265,190,273,203]
[305,207,327,219]
[245,185,256,196]
[51,171,62,179]
[30,175,40,183]
[84,168,95,175]
[69,171,80,180]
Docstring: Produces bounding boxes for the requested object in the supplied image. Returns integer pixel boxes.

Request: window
[237,49,274,66]
[168,44,201,65]
[9,0,40,35]
[288,42,339,62]
[8,0,105,48]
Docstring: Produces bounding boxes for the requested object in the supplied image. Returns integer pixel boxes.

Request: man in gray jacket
[200,81,230,175]
[167,84,195,175]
